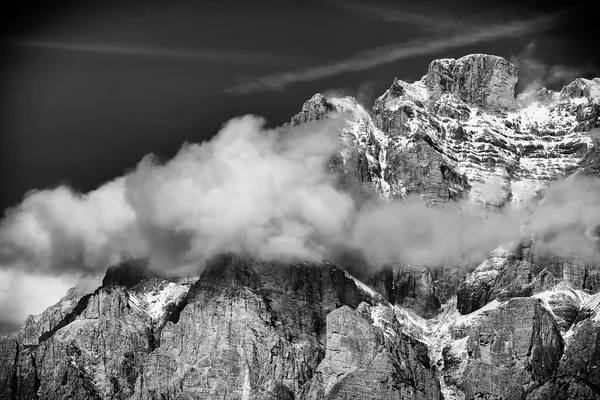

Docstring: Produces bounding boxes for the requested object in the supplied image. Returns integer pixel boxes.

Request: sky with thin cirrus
[0,0,597,215]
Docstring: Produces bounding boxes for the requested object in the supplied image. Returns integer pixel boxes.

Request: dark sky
[1,0,598,213]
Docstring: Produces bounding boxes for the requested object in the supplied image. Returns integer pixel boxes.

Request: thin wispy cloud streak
[229,12,567,93]
[321,0,464,32]
[11,40,310,66]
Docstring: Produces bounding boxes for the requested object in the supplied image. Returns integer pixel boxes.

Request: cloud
[228,12,565,93]
[10,40,310,66]
[1,113,599,328]
[0,178,144,274]
[0,115,353,276]
[322,81,378,110]
[320,0,465,32]
[526,177,600,258]
[0,269,80,335]
[350,197,524,267]
[511,42,598,93]
[2,113,598,274]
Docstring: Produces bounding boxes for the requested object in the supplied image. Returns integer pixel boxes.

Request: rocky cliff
[2,54,600,399]
[0,257,441,400]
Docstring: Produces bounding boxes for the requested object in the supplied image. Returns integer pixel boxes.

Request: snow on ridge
[128,278,192,321]
[305,68,596,207]
[373,74,595,205]
[343,270,382,301]
[329,96,370,120]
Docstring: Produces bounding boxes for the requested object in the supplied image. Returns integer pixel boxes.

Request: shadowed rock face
[0,255,441,400]
[289,93,338,126]
[580,137,600,177]
[370,265,442,318]
[443,298,565,399]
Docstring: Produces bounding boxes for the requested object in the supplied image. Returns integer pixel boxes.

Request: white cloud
[1,114,599,327]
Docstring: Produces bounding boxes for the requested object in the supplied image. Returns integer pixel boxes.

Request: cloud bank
[2,114,598,277]
[1,114,599,331]
[0,115,354,276]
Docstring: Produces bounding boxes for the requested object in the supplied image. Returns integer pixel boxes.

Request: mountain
[294,54,598,206]
[1,54,600,400]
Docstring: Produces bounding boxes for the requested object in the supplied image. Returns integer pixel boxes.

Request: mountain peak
[559,77,600,102]
[425,53,518,110]
[289,92,337,126]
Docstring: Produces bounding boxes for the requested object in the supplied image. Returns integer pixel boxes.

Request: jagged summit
[424,53,519,110]
[289,93,337,126]
[560,77,600,102]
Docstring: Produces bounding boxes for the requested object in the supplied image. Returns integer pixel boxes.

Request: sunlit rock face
[425,54,519,111]
[2,54,600,400]
[445,298,564,399]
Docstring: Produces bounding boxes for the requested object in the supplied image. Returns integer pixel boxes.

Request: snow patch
[128,279,191,321]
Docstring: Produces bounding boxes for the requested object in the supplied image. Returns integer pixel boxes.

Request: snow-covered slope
[295,54,600,206]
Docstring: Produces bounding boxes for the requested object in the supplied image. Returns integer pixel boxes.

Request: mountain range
[1,53,600,400]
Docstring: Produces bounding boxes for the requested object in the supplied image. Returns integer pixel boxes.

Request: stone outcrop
[305,304,440,399]
[384,138,469,204]
[457,238,600,315]
[18,273,102,347]
[289,93,338,126]
[288,94,383,195]
[425,54,519,110]
[559,77,600,102]
[443,298,564,399]
[527,294,600,399]
[0,336,18,399]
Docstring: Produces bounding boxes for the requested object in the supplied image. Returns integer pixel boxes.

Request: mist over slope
[2,115,597,276]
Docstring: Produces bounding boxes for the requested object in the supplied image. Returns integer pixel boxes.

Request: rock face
[442,298,565,399]
[305,304,440,399]
[580,137,600,177]
[425,54,519,110]
[0,256,441,399]
[370,265,441,318]
[456,239,600,316]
